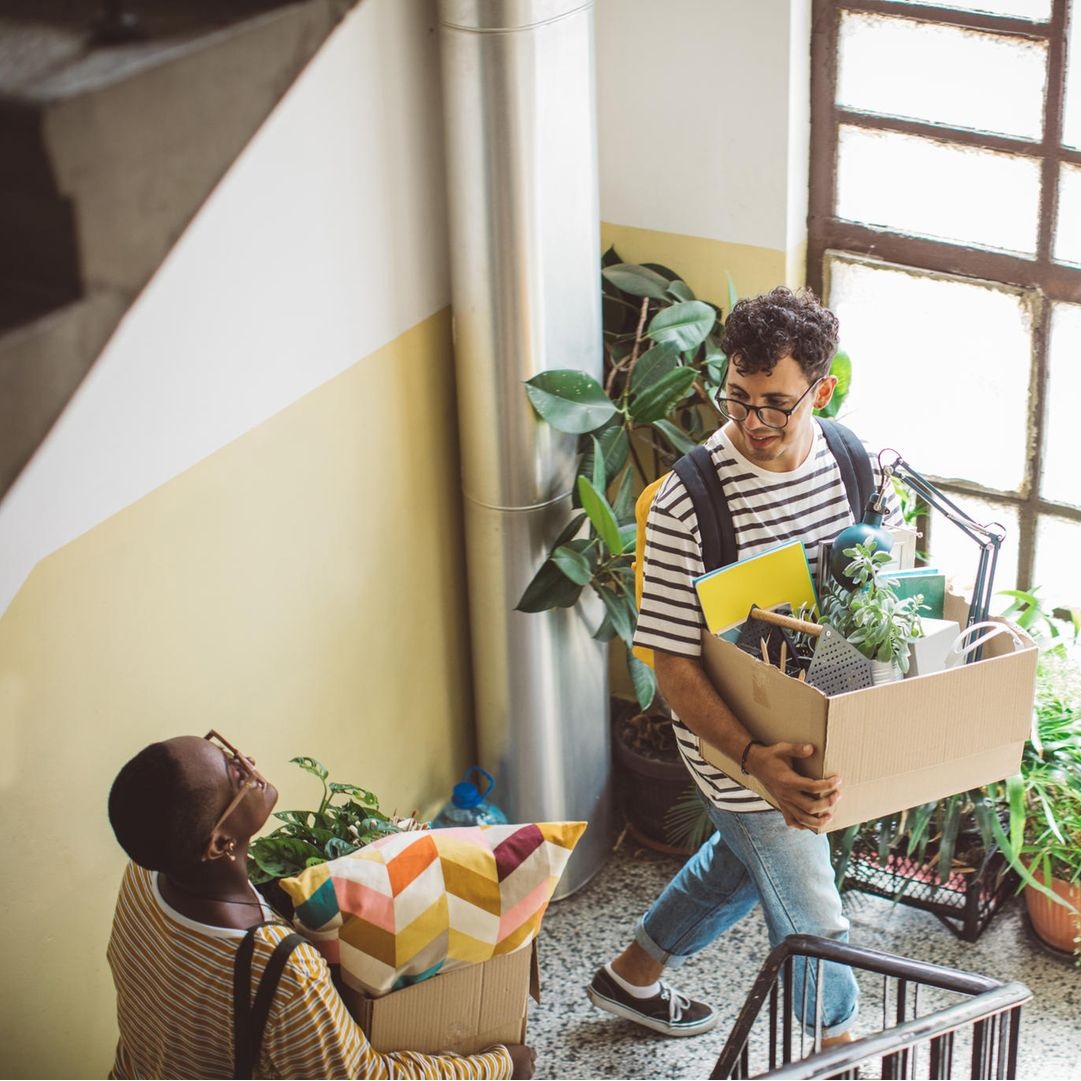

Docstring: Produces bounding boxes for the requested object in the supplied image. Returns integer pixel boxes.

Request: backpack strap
[674,444,736,572]
[234,923,307,1079]
[818,418,874,521]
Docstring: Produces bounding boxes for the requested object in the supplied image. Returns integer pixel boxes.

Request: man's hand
[504,1043,536,1079]
[745,742,841,830]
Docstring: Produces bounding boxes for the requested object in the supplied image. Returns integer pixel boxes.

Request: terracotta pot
[1024,868,1081,953]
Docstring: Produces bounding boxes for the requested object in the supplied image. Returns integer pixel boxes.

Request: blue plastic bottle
[431,766,508,828]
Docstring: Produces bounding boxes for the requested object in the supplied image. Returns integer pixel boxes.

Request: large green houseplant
[516,250,852,713]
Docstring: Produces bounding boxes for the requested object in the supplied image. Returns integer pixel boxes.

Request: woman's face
[171,735,279,846]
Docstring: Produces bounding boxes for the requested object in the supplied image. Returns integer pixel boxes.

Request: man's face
[722,354,836,472]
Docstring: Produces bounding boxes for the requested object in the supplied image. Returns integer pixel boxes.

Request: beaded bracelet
[740,738,766,776]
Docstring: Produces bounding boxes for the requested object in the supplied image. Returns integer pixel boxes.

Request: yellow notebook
[694,541,817,635]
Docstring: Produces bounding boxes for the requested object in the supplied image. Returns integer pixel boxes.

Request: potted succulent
[819,539,925,683]
[247,755,415,917]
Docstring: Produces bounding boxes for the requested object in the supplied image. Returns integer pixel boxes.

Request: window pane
[826,256,1032,491]
[887,0,1051,18]
[838,13,1046,140]
[1052,163,1081,266]
[1061,0,1081,149]
[837,126,1041,255]
[1034,516,1081,607]
[1043,302,1081,506]
[926,493,1019,599]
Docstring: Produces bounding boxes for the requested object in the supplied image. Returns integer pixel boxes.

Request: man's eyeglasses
[203,730,266,856]
[715,376,823,431]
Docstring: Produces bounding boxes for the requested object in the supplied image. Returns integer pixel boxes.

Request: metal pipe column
[438,0,613,894]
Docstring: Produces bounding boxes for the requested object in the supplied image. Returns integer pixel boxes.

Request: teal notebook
[888,568,946,618]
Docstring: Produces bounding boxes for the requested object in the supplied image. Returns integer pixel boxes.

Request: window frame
[808,0,1081,594]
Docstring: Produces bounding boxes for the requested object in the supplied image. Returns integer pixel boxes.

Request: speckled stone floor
[528,840,1079,1080]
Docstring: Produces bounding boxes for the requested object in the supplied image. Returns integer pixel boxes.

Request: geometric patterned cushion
[278,821,587,997]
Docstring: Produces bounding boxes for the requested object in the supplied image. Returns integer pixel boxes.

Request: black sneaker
[586,966,719,1037]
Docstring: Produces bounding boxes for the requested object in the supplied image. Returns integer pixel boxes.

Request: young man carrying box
[588,287,897,1042]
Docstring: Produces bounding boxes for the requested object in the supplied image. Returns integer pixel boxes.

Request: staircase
[0,0,358,501]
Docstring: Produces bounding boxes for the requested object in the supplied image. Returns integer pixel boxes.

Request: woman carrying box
[106,731,536,1079]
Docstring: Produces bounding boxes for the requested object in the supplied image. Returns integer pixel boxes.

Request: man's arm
[655,650,842,830]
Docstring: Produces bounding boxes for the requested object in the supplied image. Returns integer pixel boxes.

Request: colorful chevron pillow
[278,821,586,997]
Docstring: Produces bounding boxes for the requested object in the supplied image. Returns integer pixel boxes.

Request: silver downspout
[438,0,613,894]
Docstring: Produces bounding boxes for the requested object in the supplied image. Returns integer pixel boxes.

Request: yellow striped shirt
[107,862,513,1079]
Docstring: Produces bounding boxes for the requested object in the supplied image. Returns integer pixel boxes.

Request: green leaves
[628,652,657,710]
[578,475,622,557]
[652,418,699,456]
[516,557,584,612]
[630,342,680,390]
[247,760,414,885]
[602,263,671,299]
[551,545,593,585]
[816,350,852,419]
[629,366,698,423]
[647,300,716,352]
[524,370,616,433]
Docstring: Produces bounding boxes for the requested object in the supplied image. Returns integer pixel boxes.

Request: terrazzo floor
[527,839,1079,1080]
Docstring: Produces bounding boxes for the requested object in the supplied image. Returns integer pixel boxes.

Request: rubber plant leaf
[578,474,623,557]
[630,341,680,391]
[551,544,594,586]
[652,418,698,455]
[647,300,716,352]
[516,557,584,611]
[627,651,657,710]
[602,262,671,299]
[524,370,617,434]
[628,366,698,424]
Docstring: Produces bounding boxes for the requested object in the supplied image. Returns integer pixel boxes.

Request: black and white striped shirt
[633,420,897,811]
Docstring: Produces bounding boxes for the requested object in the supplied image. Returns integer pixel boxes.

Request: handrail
[712,935,1032,1080]
[761,983,1032,1079]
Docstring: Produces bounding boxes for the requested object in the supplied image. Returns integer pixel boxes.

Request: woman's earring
[226,839,237,862]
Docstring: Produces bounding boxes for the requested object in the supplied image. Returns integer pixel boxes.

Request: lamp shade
[829,500,893,587]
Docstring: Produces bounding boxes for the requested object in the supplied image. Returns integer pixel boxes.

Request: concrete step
[0,0,358,501]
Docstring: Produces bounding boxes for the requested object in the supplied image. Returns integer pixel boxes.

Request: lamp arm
[882,455,1006,639]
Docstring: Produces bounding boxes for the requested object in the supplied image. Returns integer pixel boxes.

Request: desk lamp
[864,451,1007,663]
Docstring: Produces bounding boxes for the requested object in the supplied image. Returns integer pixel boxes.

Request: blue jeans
[636,803,858,1037]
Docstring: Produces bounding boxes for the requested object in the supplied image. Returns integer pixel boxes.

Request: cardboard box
[699,595,1037,833]
[340,944,540,1055]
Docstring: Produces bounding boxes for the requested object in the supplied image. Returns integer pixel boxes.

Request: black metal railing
[712,934,1031,1080]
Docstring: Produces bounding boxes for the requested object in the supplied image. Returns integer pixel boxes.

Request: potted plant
[819,539,926,683]
[987,634,1081,958]
[247,755,415,917]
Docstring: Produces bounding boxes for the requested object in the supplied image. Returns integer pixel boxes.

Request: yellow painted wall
[0,310,474,1078]
[601,221,804,305]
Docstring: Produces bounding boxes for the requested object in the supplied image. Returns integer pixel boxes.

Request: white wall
[0,0,449,617]
[596,0,811,253]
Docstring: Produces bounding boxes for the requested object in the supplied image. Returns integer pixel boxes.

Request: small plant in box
[248,756,416,914]
[820,539,925,679]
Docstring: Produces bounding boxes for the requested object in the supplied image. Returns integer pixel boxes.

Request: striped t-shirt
[633,420,897,812]
[107,862,513,1080]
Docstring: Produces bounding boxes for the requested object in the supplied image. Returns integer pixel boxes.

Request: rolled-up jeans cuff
[820,1007,858,1039]
[633,919,688,970]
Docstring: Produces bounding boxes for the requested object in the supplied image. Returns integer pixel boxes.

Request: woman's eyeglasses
[203,730,266,856]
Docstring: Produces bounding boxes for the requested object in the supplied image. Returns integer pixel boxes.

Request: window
[809,0,1081,609]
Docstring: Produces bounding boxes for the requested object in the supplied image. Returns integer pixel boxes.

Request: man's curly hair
[721,287,839,381]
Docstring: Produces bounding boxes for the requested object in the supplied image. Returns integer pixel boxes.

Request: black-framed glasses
[203,730,266,856]
[715,376,823,431]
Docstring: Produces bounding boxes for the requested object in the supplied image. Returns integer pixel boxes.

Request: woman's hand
[504,1043,536,1079]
